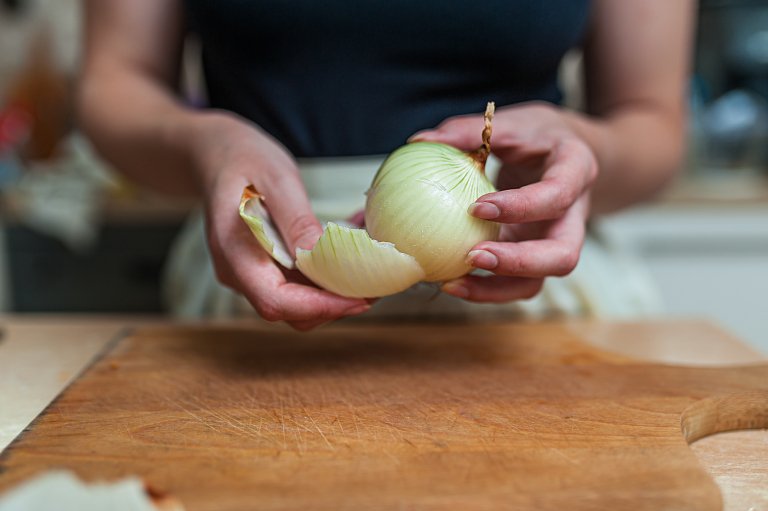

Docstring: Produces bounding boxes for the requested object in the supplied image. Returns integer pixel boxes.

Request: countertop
[0,316,766,510]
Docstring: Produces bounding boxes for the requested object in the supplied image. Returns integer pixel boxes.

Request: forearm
[77,60,217,196]
[563,104,686,215]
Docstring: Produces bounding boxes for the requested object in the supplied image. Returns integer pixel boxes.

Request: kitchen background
[1,0,767,352]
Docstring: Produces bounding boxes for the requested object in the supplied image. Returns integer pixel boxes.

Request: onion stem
[469,101,495,169]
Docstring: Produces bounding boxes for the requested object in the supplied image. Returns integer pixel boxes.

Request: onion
[239,102,500,298]
[295,223,425,298]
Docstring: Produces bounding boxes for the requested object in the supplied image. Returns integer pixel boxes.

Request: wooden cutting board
[1,322,766,510]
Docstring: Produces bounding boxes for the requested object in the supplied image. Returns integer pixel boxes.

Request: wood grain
[1,321,766,510]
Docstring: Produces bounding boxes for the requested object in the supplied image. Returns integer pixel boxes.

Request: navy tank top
[184,1,591,157]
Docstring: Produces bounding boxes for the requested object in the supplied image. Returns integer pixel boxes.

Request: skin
[78,0,694,327]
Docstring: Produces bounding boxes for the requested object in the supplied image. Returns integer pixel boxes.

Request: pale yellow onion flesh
[238,186,295,269]
[295,222,425,298]
[365,142,500,281]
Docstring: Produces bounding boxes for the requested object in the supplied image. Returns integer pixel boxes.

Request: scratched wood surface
[1,321,767,510]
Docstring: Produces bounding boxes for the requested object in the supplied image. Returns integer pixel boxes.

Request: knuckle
[208,250,238,290]
[256,301,284,322]
[521,279,545,299]
[553,183,576,216]
[524,101,557,118]
[554,248,580,276]
[213,265,235,289]
[312,302,334,321]
[436,119,462,134]
[570,141,598,180]
[587,155,599,183]
[575,142,599,183]
[500,251,526,275]
[514,193,533,222]
[436,117,455,130]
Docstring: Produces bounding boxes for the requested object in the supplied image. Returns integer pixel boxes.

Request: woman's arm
[414,0,695,302]
[78,0,369,328]
[78,0,194,195]
[566,0,695,214]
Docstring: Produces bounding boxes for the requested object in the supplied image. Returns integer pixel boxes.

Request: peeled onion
[239,102,500,298]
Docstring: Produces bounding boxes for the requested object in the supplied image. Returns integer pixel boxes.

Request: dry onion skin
[238,102,500,298]
[238,185,295,269]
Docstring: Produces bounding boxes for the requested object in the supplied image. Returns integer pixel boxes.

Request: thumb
[408,116,486,152]
[277,209,323,254]
[260,171,323,256]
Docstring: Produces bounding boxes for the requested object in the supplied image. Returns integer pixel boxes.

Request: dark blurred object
[693,0,768,175]
[7,223,182,313]
[697,0,768,102]
[1,0,27,15]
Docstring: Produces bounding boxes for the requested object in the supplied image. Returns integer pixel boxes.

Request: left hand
[410,102,598,303]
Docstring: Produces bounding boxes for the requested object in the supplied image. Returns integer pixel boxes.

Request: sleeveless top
[184,0,591,157]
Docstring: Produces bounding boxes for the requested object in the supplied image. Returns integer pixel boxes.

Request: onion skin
[295,223,426,298]
[365,141,500,282]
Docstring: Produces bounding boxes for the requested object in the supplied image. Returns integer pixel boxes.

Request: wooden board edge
[0,326,133,464]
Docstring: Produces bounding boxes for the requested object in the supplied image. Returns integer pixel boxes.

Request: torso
[185,0,591,157]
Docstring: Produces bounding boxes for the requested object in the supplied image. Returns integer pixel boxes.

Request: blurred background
[0,0,766,352]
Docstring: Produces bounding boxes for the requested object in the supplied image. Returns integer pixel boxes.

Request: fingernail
[344,304,370,316]
[466,249,498,270]
[468,202,500,219]
[441,281,469,298]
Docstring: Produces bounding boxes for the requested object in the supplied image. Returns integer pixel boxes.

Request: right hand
[191,112,370,330]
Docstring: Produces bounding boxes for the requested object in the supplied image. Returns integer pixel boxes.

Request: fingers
[409,114,486,151]
[231,253,370,322]
[469,139,597,224]
[412,121,553,163]
[467,195,589,278]
[259,170,323,254]
[411,106,597,226]
[442,275,544,303]
[345,209,366,228]
[220,246,370,328]
[408,103,557,156]
[440,195,586,303]
[206,165,369,326]
[466,240,580,279]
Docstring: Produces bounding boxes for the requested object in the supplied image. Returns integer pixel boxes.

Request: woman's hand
[192,112,370,329]
[411,102,598,303]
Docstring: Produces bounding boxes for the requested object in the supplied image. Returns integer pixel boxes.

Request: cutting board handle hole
[681,391,768,444]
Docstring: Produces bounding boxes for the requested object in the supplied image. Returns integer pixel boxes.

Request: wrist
[181,109,297,194]
[560,109,616,170]
[183,110,241,191]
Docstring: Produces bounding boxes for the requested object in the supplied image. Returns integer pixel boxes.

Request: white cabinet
[598,203,768,354]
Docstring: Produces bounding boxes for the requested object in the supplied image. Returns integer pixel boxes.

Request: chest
[185,0,591,74]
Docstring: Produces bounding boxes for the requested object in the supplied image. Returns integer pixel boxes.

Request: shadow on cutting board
[123,322,632,379]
